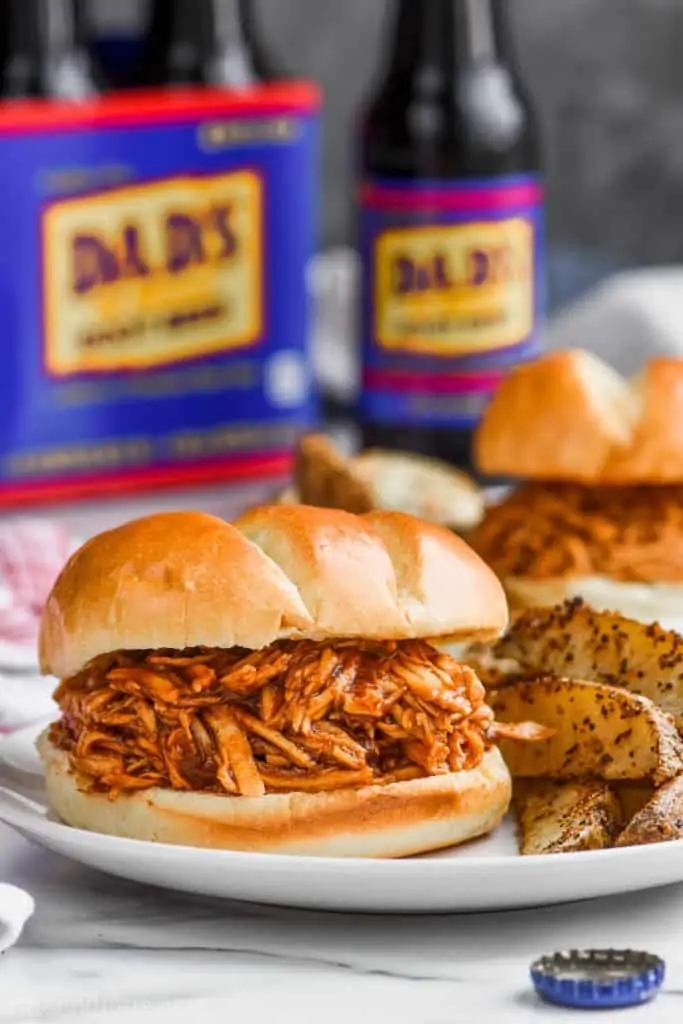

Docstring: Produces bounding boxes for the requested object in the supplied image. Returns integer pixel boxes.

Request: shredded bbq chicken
[470,482,683,582]
[51,640,536,800]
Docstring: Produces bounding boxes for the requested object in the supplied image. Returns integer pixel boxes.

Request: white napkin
[0,675,56,733]
[310,247,359,403]
[0,883,34,952]
[545,267,683,376]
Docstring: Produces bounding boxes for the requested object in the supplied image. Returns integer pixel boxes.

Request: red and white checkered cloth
[0,521,75,652]
[0,520,75,730]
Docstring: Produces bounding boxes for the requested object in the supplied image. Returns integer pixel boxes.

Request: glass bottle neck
[7,0,88,59]
[386,0,509,81]
[161,1,254,57]
[207,0,259,85]
[150,0,269,85]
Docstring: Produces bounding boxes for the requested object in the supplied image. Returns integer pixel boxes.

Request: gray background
[97,1,683,290]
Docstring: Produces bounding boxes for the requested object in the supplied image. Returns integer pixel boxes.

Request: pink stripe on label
[361,181,543,213]
[364,369,504,395]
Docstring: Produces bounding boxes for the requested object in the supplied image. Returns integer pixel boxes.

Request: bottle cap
[530,949,665,1009]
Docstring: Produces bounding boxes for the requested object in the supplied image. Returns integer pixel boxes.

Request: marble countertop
[0,818,682,1023]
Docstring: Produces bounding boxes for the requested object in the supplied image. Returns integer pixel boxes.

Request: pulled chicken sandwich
[38,506,539,858]
[472,349,683,627]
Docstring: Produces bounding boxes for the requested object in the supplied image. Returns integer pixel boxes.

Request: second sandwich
[471,349,683,626]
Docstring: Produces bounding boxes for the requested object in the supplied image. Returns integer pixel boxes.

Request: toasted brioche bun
[37,731,511,857]
[475,350,683,484]
[40,506,508,679]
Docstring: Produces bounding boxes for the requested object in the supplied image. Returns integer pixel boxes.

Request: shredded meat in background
[470,482,683,581]
[50,640,506,799]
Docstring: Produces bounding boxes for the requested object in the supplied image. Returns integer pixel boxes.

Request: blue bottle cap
[530,949,665,1009]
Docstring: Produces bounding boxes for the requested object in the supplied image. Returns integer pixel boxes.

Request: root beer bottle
[141,0,277,88]
[1,0,102,99]
[358,0,543,473]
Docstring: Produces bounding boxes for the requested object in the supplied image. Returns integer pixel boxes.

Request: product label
[44,170,263,376]
[361,175,544,427]
[0,85,320,505]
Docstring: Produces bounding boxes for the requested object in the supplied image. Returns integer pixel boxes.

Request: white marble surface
[0,817,682,1022]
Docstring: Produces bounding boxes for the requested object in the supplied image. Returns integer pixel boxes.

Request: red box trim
[0,82,321,137]
[0,452,292,509]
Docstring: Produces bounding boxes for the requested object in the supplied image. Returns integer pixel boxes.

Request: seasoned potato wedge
[616,775,683,847]
[494,600,683,721]
[292,434,374,513]
[491,678,683,784]
[514,778,623,855]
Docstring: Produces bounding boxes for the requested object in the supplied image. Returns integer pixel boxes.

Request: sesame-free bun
[40,506,508,679]
[475,350,683,484]
[37,731,511,857]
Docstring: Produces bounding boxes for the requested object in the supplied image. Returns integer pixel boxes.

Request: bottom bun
[38,732,511,858]
[505,575,683,631]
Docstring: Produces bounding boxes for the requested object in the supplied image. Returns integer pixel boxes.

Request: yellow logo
[43,170,263,376]
[375,218,534,356]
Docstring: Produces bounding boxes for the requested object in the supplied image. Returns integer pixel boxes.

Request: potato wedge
[494,600,683,721]
[293,434,374,513]
[616,775,683,847]
[514,778,623,855]
[287,434,484,531]
[491,678,683,784]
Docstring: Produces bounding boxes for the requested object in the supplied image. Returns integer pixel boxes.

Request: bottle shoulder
[361,62,539,180]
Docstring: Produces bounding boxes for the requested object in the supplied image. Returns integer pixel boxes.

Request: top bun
[475,350,683,484]
[40,506,508,679]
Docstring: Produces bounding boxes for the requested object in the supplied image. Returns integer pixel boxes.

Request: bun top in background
[475,349,683,485]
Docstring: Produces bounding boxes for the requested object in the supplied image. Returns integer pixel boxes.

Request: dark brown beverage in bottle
[358,0,543,473]
[1,0,102,99]
[141,0,278,88]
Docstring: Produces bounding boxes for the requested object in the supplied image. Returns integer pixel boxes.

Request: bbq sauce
[358,0,544,473]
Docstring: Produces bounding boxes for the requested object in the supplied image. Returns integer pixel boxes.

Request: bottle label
[45,170,264,376]
[0,84,320,506]
[360,174,544,427]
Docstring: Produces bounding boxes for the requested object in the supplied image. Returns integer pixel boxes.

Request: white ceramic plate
[2,722,683,915]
